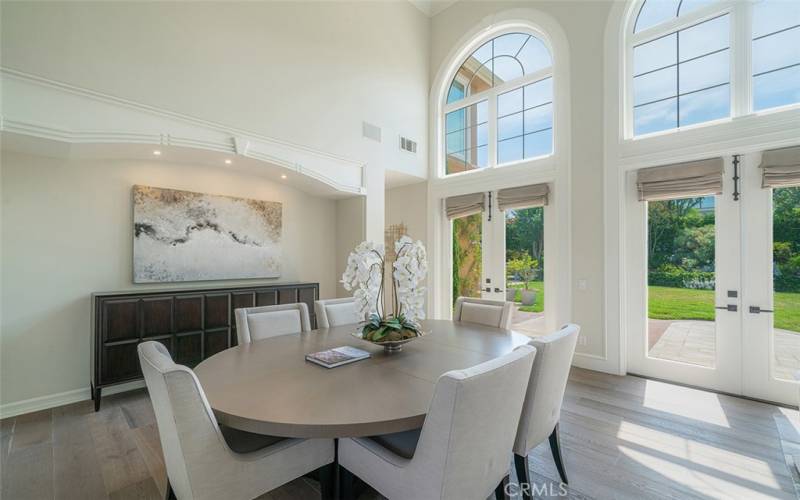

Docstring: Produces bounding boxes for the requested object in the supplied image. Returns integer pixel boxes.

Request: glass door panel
[647,196,717,367]
[452,212,483,304]
[505,206,547,335]
[771,186,800,381]
[627,158,741,395]
[741,154,799,405]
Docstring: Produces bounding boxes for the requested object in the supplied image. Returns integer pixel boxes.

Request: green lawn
[648,285,800,332]
[508,280,544,313]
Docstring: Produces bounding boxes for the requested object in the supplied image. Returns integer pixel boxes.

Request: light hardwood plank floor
[1,368,798,499]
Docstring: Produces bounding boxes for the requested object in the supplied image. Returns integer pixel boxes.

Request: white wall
[429,1,614,364]
[335,196,366,297]
[0,1,431,181]
[386,181,428,244]
[385,181,429,315]
[0,150,339,408]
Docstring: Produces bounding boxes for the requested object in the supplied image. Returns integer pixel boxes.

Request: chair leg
[513,454,531,500]
[165,479,176,500]
[494,473,510,500]
[548,423,568,485]
[318,463,335,500]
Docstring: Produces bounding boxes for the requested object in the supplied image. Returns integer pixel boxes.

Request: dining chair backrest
[414,344,536,499]
[138,341,230,500]
[513,324,580,455]
[235,303,310,344]
[453,296,514,330]
[314,297,362,328]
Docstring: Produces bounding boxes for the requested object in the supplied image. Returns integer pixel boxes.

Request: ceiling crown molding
[0,67,366,197]
[407,0,458,17]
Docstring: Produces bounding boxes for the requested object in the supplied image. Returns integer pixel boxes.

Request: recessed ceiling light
[153,150,162,156]
[224,159,232,165]
[281,174,287,179]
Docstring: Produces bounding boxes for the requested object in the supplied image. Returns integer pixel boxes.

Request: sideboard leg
[93,386,102,412]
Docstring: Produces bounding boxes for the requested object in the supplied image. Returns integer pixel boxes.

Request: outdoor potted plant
[341,236,427,352]
[506,253,538,306]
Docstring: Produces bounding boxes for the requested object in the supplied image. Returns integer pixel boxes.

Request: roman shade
[497,183,550,211]
[445,192,485,219]
[760,146,800,189]
[637,158,724,201]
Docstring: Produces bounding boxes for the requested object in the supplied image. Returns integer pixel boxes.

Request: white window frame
[600,0,800,378]
[625,0,800,140]
[441,28,555,178]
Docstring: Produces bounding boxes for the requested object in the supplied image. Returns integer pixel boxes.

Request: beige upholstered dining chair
[513,324,580,497]
[338,344,537,500]
[137,341,335,500]
[453,296,514,330]
[314,297,361,328]
[235,303,310,344]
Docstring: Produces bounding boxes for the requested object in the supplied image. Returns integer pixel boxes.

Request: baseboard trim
[0,380,146,419]
[573,352,619,374]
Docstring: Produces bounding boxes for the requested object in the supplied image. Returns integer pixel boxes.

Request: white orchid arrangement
[341,236,427,342]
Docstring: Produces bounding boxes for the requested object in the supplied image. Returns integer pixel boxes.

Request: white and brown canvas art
[133,185,282,282]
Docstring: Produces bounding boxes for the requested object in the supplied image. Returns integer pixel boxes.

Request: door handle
[483,287,492,293]
[749,306,774,314]
[494,287,503,293]
[715,304,738,312]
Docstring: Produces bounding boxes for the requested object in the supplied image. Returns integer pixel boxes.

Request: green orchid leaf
[372,326,389,341]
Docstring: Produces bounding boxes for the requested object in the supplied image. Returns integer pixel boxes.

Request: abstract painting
[133,185,282,282]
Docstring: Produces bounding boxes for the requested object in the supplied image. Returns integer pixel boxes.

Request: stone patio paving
[511,305,547,336]
[511,308,800,381]
[648,319,800,380]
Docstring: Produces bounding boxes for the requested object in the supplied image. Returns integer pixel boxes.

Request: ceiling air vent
[400,136,417,154]
[362,122,382,143]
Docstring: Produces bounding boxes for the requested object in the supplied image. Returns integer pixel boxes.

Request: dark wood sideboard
[91,282,319,411]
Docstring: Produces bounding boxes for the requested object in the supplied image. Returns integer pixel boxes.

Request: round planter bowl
[520,290,537,306]
[351,330,426,353]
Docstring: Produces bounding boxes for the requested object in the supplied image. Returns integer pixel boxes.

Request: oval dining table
[194,319,531,439]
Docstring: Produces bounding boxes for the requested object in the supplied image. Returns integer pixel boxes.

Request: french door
[627,153,800,405]
[451,191,552,336]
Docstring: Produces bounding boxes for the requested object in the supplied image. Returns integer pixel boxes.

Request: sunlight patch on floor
[618,444,786,499]
[614,420,782,483]
[642,379,730,427]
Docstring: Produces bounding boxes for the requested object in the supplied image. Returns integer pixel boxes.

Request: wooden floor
[2,368,799,499]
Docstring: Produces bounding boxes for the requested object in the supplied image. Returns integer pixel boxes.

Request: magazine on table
[305,346,371,368]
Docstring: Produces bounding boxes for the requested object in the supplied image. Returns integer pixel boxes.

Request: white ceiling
[407,0,458,17]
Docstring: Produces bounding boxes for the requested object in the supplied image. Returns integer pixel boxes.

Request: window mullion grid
[488,89,498,169]
[676,29,681,129]
[630,1,736,45]
[443,68,552,115]
[732,1,752,117]
[629,3,748,136]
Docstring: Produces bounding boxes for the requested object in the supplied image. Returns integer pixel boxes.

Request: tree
[773,186,800,291]
[505,206,544,275]
[507,252,539,290]
[648,197,708,270]
[675,224,715,271]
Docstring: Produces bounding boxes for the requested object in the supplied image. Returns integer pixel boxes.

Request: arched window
[443,32,553,176]
[627,0,799,137]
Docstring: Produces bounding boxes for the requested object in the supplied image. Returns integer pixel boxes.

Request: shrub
[648,266,715,288]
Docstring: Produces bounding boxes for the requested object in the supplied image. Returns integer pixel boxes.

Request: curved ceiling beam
[0,67,366,197]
